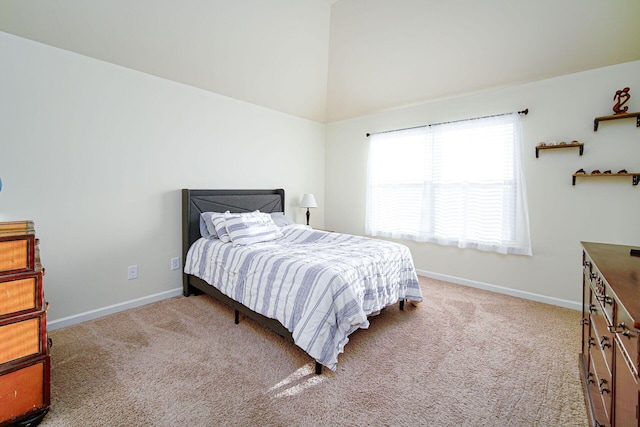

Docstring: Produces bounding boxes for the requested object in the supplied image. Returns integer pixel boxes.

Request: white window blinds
[366,112,532,256]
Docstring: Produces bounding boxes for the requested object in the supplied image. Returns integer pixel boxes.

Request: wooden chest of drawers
[0,221,50,427]
[580,242,639,427]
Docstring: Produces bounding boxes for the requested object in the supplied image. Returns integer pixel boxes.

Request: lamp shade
[300,193,317,208]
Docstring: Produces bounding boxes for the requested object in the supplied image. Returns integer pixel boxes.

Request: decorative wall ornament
[612,87,631,114]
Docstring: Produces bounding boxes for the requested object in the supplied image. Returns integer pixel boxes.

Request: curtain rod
[365,108,528,137]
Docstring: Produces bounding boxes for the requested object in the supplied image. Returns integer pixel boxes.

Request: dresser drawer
[582,365,612,427]
[583,274,595,354]
[613,342,639,426]
[0,234,35,274]
[591,313,614,374]
[611,303,639,378]
[0,272,43,319]
[0,312,46,366]
[0,355,50,426]
[591,280,614,325]
[588,346,613,422]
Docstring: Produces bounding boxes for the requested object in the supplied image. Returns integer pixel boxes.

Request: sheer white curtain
[366,112,532,256]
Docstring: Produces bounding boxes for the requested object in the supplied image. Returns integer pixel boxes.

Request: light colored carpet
[40,277,589,426]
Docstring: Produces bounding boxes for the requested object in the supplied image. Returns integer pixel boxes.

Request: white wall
[0,32,325,323]
[326,60,640,306]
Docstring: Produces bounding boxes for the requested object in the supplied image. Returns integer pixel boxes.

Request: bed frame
[181,189,328,373]
[181,188,405,374]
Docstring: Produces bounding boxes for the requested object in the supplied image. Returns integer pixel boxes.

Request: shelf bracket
[594,119,599,132]
[634,175,640,186]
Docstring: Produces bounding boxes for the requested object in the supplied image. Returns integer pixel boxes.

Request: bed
[182,189,423,373]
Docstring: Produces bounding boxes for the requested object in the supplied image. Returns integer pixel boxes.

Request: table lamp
[300,193,317,226]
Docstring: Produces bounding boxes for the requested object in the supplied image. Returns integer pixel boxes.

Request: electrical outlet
[127,265,138,280]
[171,257,180,270]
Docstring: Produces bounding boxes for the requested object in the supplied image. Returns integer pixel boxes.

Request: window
[366,112,532,255]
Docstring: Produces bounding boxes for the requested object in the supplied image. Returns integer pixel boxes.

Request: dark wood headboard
[181,188,285,268]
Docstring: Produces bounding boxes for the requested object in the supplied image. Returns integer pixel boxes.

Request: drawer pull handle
[598,378,610,394]
[608,322,638,338]
[595,295,613,305]
[588,337,596,347]
[599,335,611,348]
[588,304,597,314]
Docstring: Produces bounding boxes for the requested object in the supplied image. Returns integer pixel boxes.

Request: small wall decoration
[612,87,631,114]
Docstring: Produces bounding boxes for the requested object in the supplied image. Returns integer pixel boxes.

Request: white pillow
[211,212,231,243]
[224,211,282,246]
[269,212,295,227]
[199,212,219,239]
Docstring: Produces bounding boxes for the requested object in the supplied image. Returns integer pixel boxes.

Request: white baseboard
[416,269,582,311]
[48,287,183,331]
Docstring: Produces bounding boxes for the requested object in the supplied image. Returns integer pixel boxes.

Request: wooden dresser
[580,242,639,427]
[0,221,50,427]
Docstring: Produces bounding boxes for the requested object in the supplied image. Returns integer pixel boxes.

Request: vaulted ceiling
[1,0,639,123]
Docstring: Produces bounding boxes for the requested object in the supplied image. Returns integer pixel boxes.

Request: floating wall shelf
[535,142,584,158]
[572,172,640,186]
[593,112,640,131]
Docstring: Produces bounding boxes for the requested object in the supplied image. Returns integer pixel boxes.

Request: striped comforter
[184,225,422,371]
